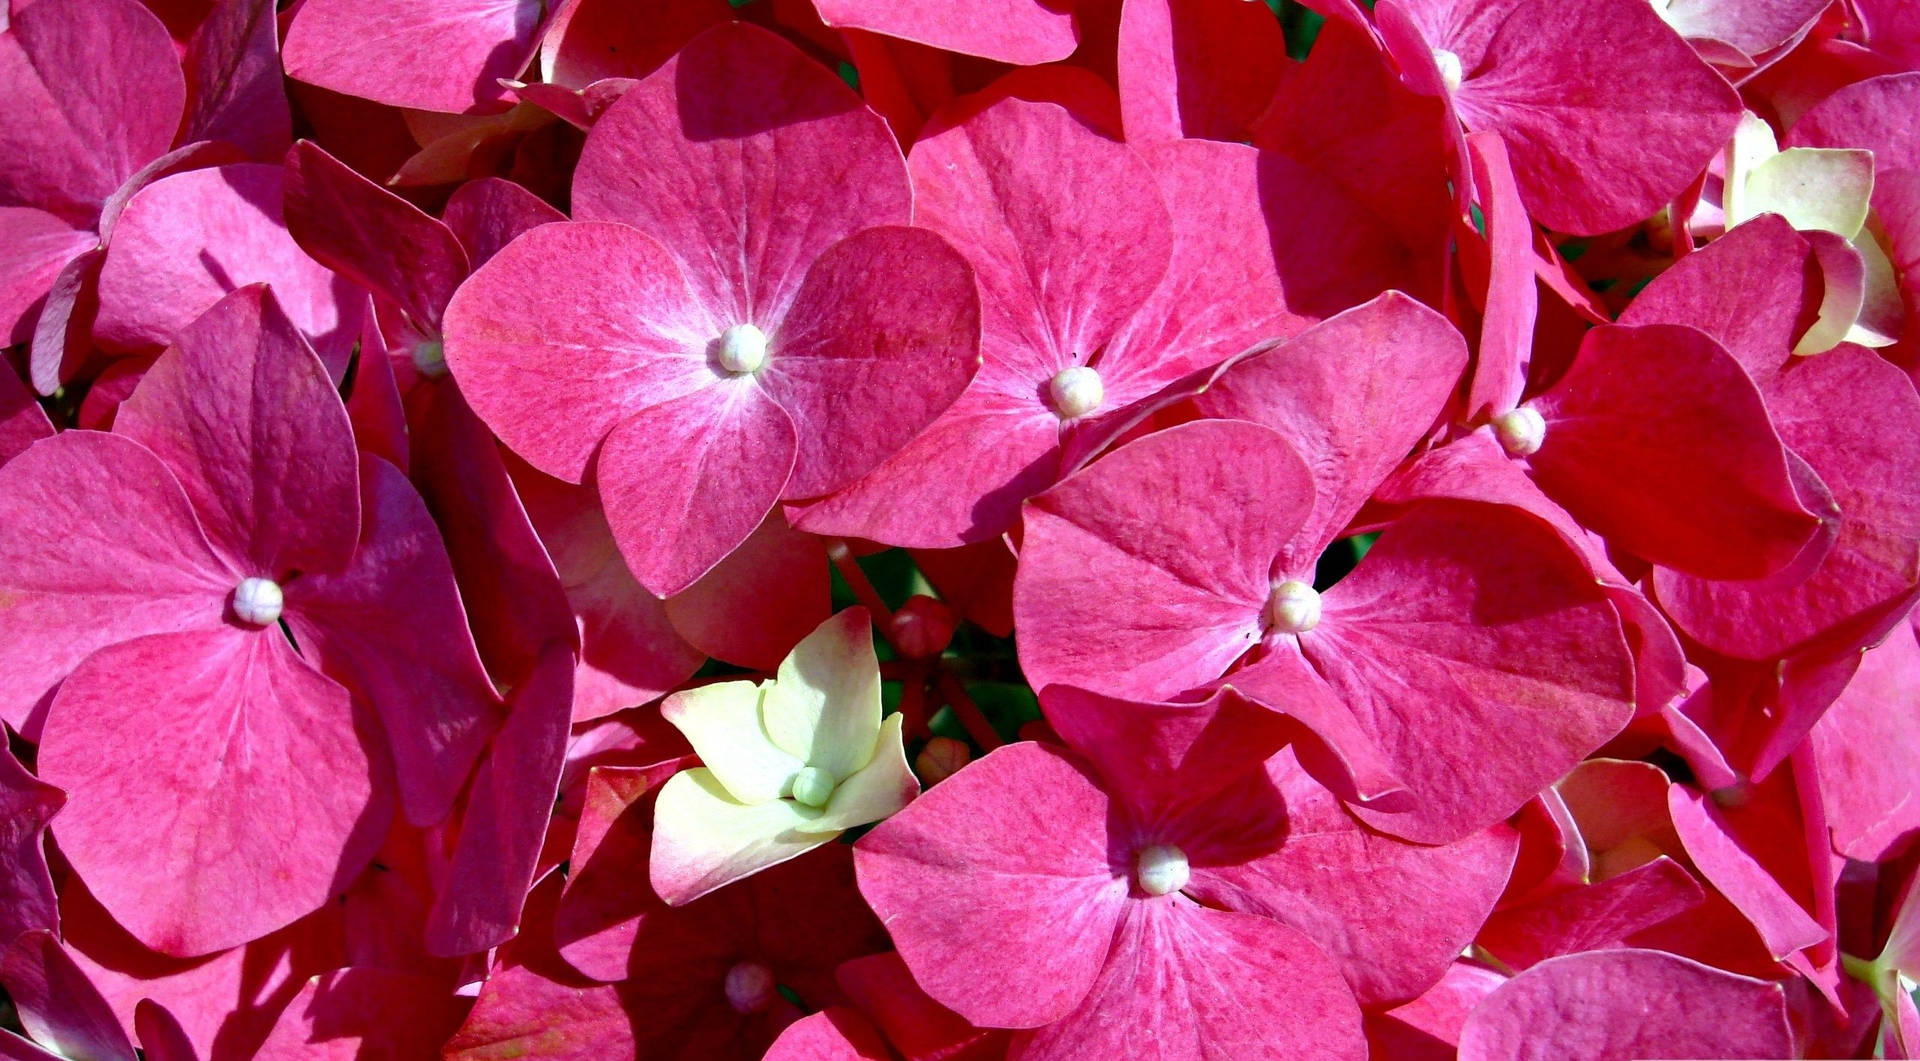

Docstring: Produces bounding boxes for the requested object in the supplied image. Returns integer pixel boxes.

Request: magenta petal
[1476,856,1705,970]
[1811,619,1920,861]
[1192,749,1519,1007]
[1786,72,1920,172]
[1117,0,1287,143]
[426,644,571,956]
[441,177,565,270]
[282,0,544,113]
[1017,419,1314,701]
[1317,502,1635,843]
[26,244,104,395]
[573,23,910,323]
[93,164,359,373]
[764,1007,891,1061]
[539,0,729,87]
[1189,292,1469,562]
[760,225,980,499]
[1527,322,1818,580]
[0,360,52,466]
[284,457,504,827]
[115,285,362,576]
[1463,131,1538,419]
[663,510,826,672]
[0,208,95,345]
[38,628,388,957]
[1667,784,1826,960]
[0,0,183,216]
[1015,901,1366,1061]
[597,383,798,597]
[0,747,60,945]
[854,743,1127,1029]
[284,141,470,332]
[815,0,1077,65]
[442,220,717,484]
[1221,649,1410,808]
[133,1002,197,1061]
[0,431,234,734]
[0,931,135,1061]
[254,967,470,1060]
[180,0,291,160]
[1457,949,1794,1061]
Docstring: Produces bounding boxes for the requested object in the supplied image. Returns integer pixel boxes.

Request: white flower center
[790,765,836,809]
[1048,365,1104,420]
[715,323,769,375]
[233,577,284,627]
[1136,844,1190,896]
[723,961,777,1013]
[1265,579,1321,635]
[411,338,448,379]
[1492,406,1547,457]
[1433,49,1464,93]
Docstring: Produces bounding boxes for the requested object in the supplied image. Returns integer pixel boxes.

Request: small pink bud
[914,736,970,784]
[724,961,776,1013]
[891,595,957,659]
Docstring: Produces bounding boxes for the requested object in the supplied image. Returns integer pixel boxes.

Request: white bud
[1433,49,1464,93]
[232,577,284,627]
[1265,579,1321,635]
[723,961,776,1013]
[789,765,835,809]
[411,338,448,379]
[1492,406,1547,457]
[1135,844,1190,897]
[1048,365,1104,420]
[715,323,769,375]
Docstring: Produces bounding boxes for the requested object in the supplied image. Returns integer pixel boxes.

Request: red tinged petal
[1456,950,1794,1061]
[253,968,471,1060]
[760,226,980,500]
[1016,420,1313,702]
[0,932,135,1061]
[0,0,183,216]
[1117,0,1286,144]
[1811,619,1920,861]
[282,0,545,114]
[283,141,471,333]
[0,209,95,345]
[1191,749,1520,1008]
[133,1002,197,1061]
[664,510,826,673]
[283,457,505,827]
[0,431,234,735]
[1787,72,1920,174]
[1012,901,1366,1061]
[0,359,52,466]
[1463,132,1538,420]
[1187,293,1470,566]
[553,764,677,981]
[1668,784,1827,961]
[24,242,103,389]
[573,23,911,325]
[834,951,1010,1061]
[854,743,1128,1029]
[425,644,572,956]
[1661,0,1826,63]
[115,285,362,578]
[37,628,390,957]
[764,1007,892,1061]
[812,0,1079,65]
[443,221,718,486]
[1317,502,1635,843]
[440,177,565,271]
[596,379,799,597]
[538,0,729,87]
[1526,323,1819,580]
[93,164,361,375]
[1476,857,1705,970]
[0,748,60,946]
[1366,963,1505,1061]
[180,0,291,161]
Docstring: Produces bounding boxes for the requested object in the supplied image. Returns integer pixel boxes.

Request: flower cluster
[0,0,1916,1058]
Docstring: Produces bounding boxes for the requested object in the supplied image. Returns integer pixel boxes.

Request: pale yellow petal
[661,680,800,804]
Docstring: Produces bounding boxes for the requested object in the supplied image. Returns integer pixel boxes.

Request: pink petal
[440,177,565,270]
[283,140,470,332]
[0,359,52,466]
[180,0,291,160]
[538,0,730,87]
[282,0,545,114]
[442,220,717,485]
[1192,748,1520,1007]
[1668,783,1827,960]
[764,1007,891,1061]
[1810,619,1920,861]
[759,225,980,499]
[1317,502,1636,843]
[284,456,505,827]
[0,208,95,345]
[253,968,470,1059]
[1463,131,1538,420]
[597,379,798,597]
[1456,949,1794,1061]
[93,164,360,374]
[1016,419,1314,701]
[1117,0,1287,143]
[1366,962,1506,1061]
[132,1002,197,1061]
[343,304,409,469]
[1786,72,1920,174]
[663,510,826,672]
[38,628,390,957]
[1476,856,1705,969]
[812,0,1079,65]
[25,244,104,394]
[425,644,572,956]
[1662,0,1827,61]
[0,931,135,1061]
[1219,648,1410,808]
[1188,292,1470,563]
[0,0,183,215]
[553,763,677,980]
[0,747,60,945]
[0,431,234,735]
[833,951,1011,1060]
[1014,901,1366,1061]
[854,742,1128,1029]
[1527,322,1819,580]
[114,285,362,577]
[572,23,911,325]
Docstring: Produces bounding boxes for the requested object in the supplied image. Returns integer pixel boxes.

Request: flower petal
[796,713,917,835]
[648,768,832,905]
[661,682,802,805]
[763,609,883,781]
